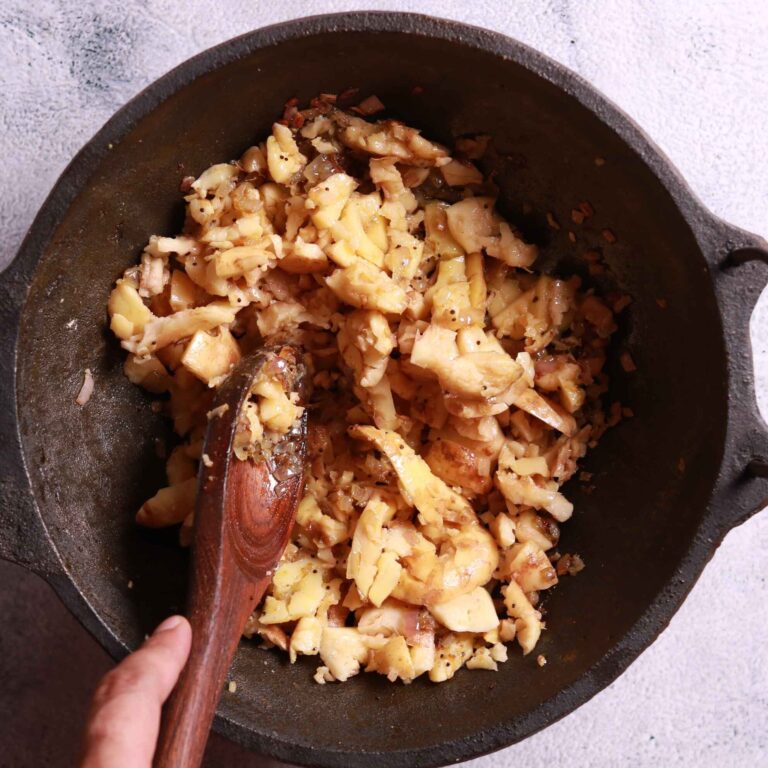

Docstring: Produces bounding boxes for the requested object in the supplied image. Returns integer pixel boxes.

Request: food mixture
[108,93,624,684]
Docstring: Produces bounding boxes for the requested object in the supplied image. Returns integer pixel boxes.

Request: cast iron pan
[1,12,767,768]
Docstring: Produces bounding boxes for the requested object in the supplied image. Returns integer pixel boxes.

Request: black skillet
[1,12,767,768]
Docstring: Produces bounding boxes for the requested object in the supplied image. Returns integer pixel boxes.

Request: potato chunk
[410,325,522,398]
[445,197,499,253]
[337,309,395,388]
[180,327,241,385]
[366,636,416,682]
[137,478,196,528]
[319,627,370,682]
[430,587,499,633]
[123,302,237,356]
[266,123,307,183]
[502,581,542,655]
[349,425,475,527]
[108,280,152,340]
[308,173,356,230]
[326,260,407,314]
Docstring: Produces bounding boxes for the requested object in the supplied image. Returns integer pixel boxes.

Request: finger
[80,615,192,768]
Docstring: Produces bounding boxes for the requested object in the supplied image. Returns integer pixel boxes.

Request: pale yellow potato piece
[512,388,577,436]
[496,471,573,523]
[369,157,417,213]
[271,558,313,600]
[124,354,170,394]
[250,375,302,434]
[465,252,487,310]
[368,551,403,607]
[466,646,498,671]
[441,159,484,187]
[337,309,395,388]
[349,425,475,527]
[410,644,436,678]
[499,619,517,643]
[289,617,322,662]
[410,325,522,398]
[490,642,508,663]
[315,514,349,547]
[346,494,396,600]
[385,229,423,284]
[422,437,493,497]
[445,197,499,253]
[266,123,307,183]
[184,257,232,298]
[514,509,558,550]
[366,636,415,682]
[327,239,357,267]
[280,237,329,273]
[123,302,237,356]
[489,513,517,549]
[319,627,370,682]
[214,245,272,279]
[136,478,196,528]
[326,260,407,314]
[502,540,558,592]
[149,235,198,256]
[260,596,291,625]
[392,523,498,608]
[430,587,499,633]
[357,600,419,637]
[110,313,134,339]
[488,222,538,268]
[296,495,323,527]
[308,173,356,230]
[424,202,464,258]
[287,570,326,619]
[191,162,238,197]
[509,456,549,477]
[430,281,482,330]
[332,193,385,267]
[502,580,542,655]
[429,633,474,682]
[365,214,389,251]
[339,116,448,166]
[169,270,201,311]
[108,281,152,339]
[180,328,241,385]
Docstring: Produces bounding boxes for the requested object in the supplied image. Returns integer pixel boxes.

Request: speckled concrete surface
[1,2,767,767]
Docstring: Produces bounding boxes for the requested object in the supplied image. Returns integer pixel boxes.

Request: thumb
[80,615,192,768]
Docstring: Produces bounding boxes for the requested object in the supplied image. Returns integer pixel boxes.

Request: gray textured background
[1,1,767,767]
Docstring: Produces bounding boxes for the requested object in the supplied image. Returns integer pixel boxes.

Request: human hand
[80,615,192,768]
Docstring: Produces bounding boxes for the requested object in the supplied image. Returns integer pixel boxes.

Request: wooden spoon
[154,343,308,768]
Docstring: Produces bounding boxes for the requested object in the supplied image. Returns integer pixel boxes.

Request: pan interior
[15,27,727,760]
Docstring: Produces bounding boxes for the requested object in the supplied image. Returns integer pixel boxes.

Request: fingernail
[154,615,184,634]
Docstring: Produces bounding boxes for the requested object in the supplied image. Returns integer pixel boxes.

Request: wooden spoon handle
[153,570,271,768]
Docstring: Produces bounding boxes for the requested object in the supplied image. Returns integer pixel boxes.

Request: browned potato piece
[423,439,493,495]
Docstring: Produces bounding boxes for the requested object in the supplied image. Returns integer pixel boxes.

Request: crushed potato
[109,94,624,685]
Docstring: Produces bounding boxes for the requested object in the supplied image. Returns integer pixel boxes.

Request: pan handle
[0,257,61,579]
[709,219,768,533]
